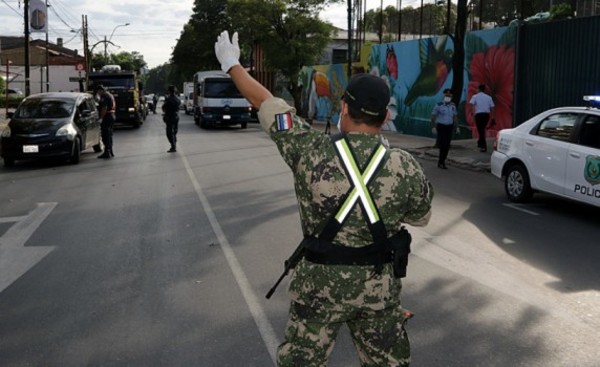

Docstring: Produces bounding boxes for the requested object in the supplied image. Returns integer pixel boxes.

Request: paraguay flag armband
[275,112,294,131]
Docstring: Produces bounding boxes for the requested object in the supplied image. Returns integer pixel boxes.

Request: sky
[0,0,419,69]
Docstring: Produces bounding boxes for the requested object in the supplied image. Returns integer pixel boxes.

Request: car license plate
[23,145,39,153]
[223,115,231,120]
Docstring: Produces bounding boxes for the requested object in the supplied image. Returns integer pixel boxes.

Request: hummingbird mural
[386,45,398,80]
[404,36,453,106]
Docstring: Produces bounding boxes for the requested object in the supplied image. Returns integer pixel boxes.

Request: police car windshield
[204,80,243,98]
[15,99,74,119]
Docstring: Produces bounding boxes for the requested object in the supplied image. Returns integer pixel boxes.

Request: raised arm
[214,30,272,110]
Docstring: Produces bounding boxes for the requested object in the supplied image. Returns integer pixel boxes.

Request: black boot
[109,148,114,157]
[97,150,111,159]
[167,146,176,153]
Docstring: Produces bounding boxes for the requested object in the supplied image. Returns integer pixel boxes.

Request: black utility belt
[304,248,391,266]
[300,236,391,266]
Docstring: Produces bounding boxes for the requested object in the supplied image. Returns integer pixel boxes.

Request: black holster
[389,227,412,278]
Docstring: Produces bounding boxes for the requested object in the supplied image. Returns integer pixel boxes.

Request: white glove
[456,127,461,134]
[214,30,240,73]
[431,127,437,135]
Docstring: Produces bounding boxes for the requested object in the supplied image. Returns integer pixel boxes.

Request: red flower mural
[466,45,515,139]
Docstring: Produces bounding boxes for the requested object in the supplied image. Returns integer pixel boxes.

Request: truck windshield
[204,80,243,98]
[89,77,134,90]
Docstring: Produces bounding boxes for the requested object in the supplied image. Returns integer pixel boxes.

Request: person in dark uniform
[95,85,116,159]
[431,88,459,169]
[215,30,433,367]
[162,85,181,153]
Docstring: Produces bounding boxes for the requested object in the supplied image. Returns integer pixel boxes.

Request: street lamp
[105,23,130,63]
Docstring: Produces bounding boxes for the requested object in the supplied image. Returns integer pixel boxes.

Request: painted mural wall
[301,26,516,140]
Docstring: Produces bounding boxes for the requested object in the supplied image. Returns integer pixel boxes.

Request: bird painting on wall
[404,36,453,106]
[386,45,398,80]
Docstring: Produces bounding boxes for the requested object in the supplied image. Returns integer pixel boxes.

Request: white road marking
[0,202,57,293]
[0,216,27,223]
[503,203,540,216]
[179,147,279,366]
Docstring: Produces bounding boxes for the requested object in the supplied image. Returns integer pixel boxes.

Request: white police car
[491,96,600,207]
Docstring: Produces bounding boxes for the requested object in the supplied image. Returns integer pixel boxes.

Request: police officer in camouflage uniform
[215,31,433,367]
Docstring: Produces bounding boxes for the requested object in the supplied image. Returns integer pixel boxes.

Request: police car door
[565,114,600,207]
[528,112,578,195]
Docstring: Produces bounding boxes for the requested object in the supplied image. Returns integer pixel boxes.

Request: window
[535,113,578,142]
[578,115,600,149]
[332,49,347,64]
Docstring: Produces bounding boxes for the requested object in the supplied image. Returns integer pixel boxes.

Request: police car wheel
[505,164,533,203]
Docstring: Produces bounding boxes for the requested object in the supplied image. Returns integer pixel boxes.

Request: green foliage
[90,50,147,72]
[550,3,573,20]
[171,0,232,81]
[171,0,335,111]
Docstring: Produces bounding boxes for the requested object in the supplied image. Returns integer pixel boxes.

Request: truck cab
[192,71,251,129]
[87,65,145,128]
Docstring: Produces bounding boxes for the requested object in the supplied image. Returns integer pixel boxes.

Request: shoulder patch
[275,112,293,131]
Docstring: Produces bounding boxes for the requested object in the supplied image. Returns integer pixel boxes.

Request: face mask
[444,96,451,103]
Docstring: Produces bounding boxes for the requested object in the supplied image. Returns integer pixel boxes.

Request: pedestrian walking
[469,84,495,152]
[431,88,459,169]
[162,85,181,153]
[95,85,116,159]
[215,30,433,367]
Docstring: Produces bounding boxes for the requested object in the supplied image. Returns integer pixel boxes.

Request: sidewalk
[311,120,492,172]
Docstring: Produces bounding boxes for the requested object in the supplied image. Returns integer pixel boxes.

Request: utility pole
[82,15,89,91]
[24,0,31,96]
[397,0,402,41]
[45,0,49,91]
[347,0,352,78]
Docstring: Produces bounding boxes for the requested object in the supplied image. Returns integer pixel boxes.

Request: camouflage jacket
[258,97,433,247]
[258,97,433,312]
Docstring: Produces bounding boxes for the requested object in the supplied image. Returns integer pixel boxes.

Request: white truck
[192,71,252,129]
[183,81,194,115]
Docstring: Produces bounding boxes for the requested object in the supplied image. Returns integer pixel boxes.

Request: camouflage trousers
[277,262,412,367]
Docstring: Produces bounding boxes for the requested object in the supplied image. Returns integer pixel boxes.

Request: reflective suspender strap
[306,133,391,272]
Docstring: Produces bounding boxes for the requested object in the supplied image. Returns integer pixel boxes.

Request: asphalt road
[1,112,599,366]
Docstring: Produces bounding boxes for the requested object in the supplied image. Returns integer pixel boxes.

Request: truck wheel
[4,157,15,167]
[200,120,208,129]
[241,122,248,129]
[93,141,103,153]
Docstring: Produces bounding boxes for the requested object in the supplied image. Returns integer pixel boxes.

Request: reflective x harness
[300,133,409,275]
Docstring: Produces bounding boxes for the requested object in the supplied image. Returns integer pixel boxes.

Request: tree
[171,0,232,81]
[450,0,468,107]
[550,3,574,20]
[227,0,335,111]
[89,50,146,73]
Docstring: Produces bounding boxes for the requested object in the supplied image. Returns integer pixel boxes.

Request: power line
[0,0,23,17]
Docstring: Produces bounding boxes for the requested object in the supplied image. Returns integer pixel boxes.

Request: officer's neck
[341,119,382,135]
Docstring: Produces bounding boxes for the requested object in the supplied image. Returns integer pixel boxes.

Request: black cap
[94,84,105,92]
[342,74,390,118]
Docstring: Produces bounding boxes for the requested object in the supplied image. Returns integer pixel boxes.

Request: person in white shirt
[469,84,495,152]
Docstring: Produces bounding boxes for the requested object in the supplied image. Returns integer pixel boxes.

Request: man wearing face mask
[215,30,433,366]
[431,88,459,169]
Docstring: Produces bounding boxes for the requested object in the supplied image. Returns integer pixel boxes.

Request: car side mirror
[81,110,92,118]
[6,112,14,119]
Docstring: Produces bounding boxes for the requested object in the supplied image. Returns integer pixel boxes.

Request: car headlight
[128,107,135,112]
[56,124,77,140]
[1,126,11,138]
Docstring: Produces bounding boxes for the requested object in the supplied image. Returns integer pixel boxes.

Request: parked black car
[1,92,102,167]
